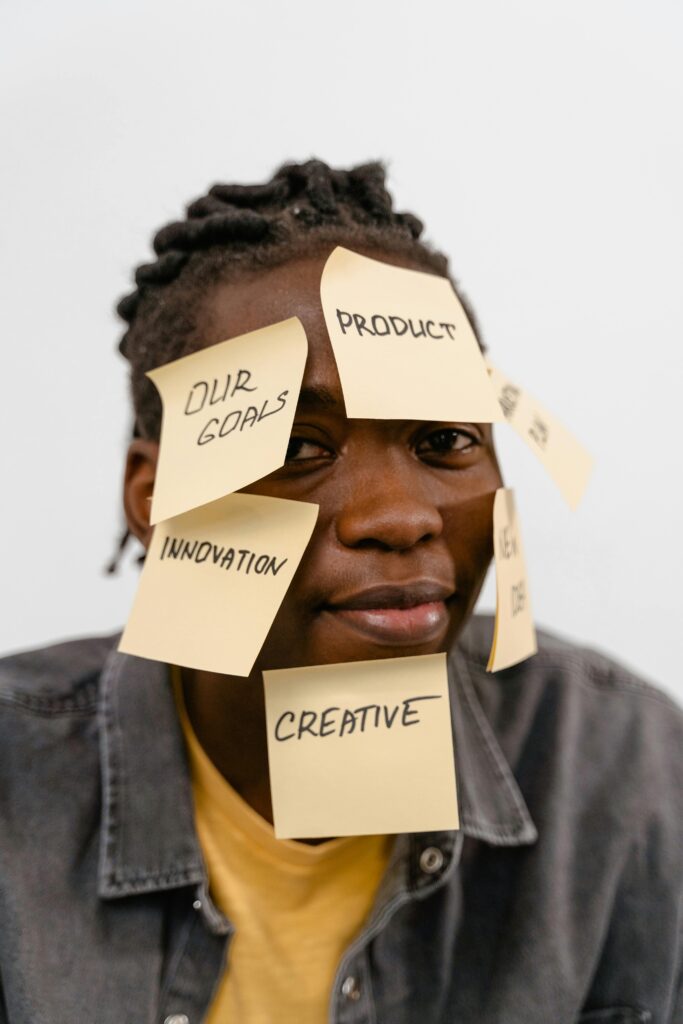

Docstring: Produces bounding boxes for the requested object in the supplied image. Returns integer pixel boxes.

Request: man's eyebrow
[295,385,343,411]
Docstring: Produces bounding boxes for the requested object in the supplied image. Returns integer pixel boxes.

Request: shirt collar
[97,646,204,899]
[448,646,537,846]
[97,639,536,900]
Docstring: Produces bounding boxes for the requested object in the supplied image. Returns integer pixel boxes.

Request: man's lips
[320,582,455,646]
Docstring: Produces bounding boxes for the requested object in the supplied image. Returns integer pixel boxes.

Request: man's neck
[181,666,274,824]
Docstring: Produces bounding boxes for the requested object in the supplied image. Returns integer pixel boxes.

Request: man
[1,160,680,1023]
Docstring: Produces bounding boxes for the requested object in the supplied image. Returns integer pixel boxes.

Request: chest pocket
[576,1009,651,1023]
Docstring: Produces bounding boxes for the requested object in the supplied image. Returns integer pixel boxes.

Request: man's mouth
[320,582,455,646]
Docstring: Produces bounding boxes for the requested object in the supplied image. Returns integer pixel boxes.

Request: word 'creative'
[274,695,442,741]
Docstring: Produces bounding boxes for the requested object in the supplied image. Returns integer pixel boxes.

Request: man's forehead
[198,248,440,354]
[203,257,329,336]
[200,259,346,405]
[295,382,345,412]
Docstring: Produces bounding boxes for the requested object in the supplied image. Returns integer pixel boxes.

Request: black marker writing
[511,580,526,616]
[528,415,549,451]
[336,309,456,341]
[159,536,287,576]
[184,370,258,415]
[498,383,521,419]
[273,694,442,742]
[196,391,289,446]
[499,525,518,560]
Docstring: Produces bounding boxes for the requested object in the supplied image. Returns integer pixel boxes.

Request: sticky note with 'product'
[320,247,502,423]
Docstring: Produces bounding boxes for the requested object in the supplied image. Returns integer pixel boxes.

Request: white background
[1,0,681,703]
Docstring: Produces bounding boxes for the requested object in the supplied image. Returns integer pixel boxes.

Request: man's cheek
[444,490,495,543]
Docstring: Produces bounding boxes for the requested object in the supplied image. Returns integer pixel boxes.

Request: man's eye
[416,429,477,456]
[285,437,333,462]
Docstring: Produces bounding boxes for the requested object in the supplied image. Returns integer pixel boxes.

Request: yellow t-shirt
[174,674,392,1023]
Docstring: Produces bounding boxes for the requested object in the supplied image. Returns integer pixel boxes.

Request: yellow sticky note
[147,318,308,524]
[320,247,502,423]
[119,493,318,677]
[488,363,593,509]
[487,488,537,672]
[264,652,458,839]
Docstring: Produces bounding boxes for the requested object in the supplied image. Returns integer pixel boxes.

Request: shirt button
[341,975,361,1002]
[419,846,444,874]
[192,898,202,911]
[164,1015,189,1024]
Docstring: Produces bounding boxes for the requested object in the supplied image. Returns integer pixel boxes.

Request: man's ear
[123,439,159,549]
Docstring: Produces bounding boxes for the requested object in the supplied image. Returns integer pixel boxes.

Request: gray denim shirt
[0,615,681,1024]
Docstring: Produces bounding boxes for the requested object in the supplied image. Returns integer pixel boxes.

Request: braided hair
[110,159,477,570]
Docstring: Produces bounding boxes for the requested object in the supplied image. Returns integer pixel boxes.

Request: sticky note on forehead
[320,247,502,422]
[487,487,537,672]
[146,317,307,524]
[488,363,593,509]
[264,652,458,839]
[119,493,318,677]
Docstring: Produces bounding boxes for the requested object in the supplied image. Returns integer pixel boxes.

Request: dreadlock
[109,159,478,571]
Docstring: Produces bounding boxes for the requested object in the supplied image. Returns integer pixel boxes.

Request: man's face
[129,250,503,673]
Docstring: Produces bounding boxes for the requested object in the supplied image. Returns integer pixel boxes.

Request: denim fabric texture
[0,615,680,1024]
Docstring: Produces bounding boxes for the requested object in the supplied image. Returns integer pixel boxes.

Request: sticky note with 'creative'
[264,652,458,839]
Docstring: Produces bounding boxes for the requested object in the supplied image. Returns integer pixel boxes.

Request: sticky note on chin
[487,487,537,672]
[264,652,459,839]
[147,317,308,524]
[320,247,502,423]
[488,363,593,509]
[119,493,318,677]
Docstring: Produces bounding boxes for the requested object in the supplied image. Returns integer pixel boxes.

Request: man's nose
[334,450,444,552]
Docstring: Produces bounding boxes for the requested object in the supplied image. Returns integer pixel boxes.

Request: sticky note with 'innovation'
[119,492,318,676]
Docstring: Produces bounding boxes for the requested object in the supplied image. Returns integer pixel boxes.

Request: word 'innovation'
[159,536,287,576]
[274,695,442,741]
